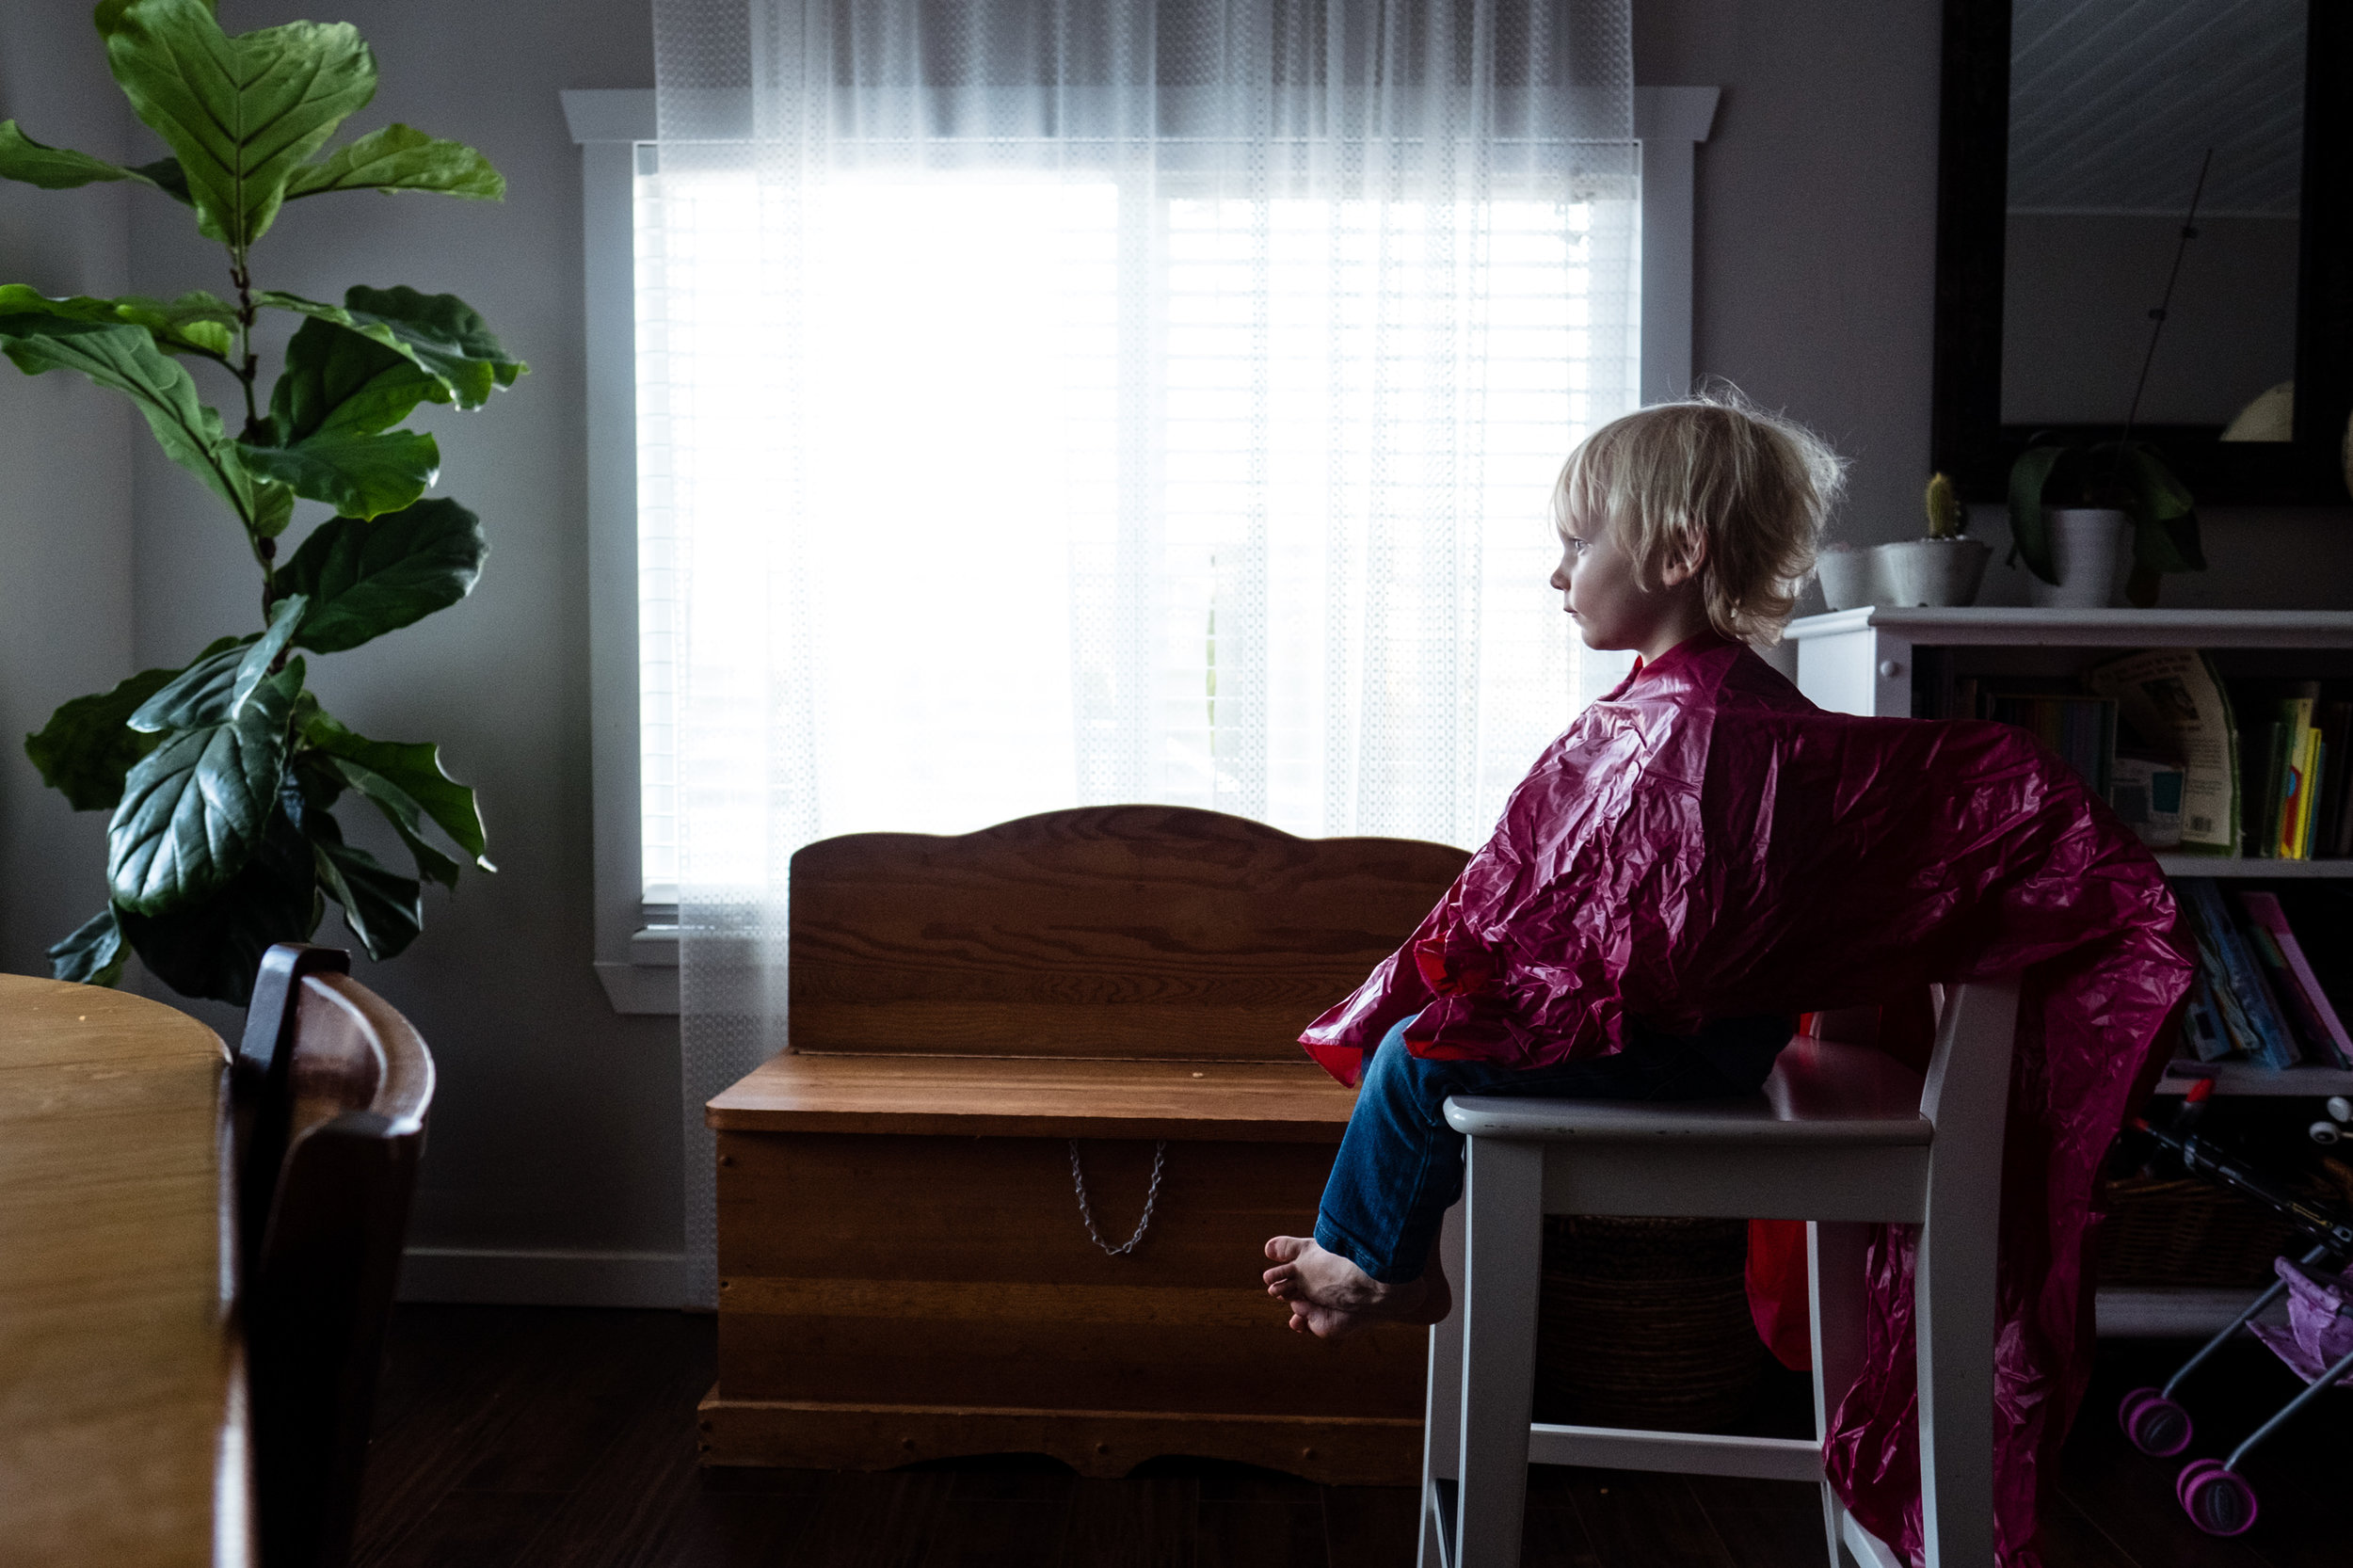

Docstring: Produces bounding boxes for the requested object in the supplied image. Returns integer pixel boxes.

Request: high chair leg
[1420,1202,1467,1568]
[1809,1222,1871,1568]
[1453,1138,1544,1568]
[1914,1194,1998,1566]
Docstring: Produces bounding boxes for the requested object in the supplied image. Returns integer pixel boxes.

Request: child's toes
[1263,1234,1307,1262]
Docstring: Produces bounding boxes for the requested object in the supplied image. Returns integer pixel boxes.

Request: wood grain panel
[0,973,243,1567]
[696,1391,1422,1487]
[713,1131,1420,1424]
[717,1132,1343,1286]
[708,1055,1360,1141]
[787,807,1464,1060]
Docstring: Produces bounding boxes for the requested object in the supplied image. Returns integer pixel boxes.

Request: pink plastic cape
[1300,633,2192,1567]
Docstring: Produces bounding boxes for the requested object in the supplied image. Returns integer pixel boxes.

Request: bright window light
[636,168,1636,905]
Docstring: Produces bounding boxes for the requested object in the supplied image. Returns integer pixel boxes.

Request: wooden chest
[699,806,1466,1483]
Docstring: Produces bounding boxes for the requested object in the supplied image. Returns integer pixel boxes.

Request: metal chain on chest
[1067,1140,1167,1256]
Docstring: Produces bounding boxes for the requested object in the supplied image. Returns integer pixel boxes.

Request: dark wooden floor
[353,1305,2345,1567]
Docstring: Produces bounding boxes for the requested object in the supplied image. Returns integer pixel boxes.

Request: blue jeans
[1313,1012,1793,1283]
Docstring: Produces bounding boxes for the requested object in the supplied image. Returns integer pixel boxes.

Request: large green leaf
[322,757,461,888]
[303,813,423,962]
[240,428,440,520]
[0,314,263,529]
[48,907,129,987]
[2105,440,2205,576]
[108,664,297,915]
[300,707,491,871]
[278,499,487,652]
[2005,444,2066,585]
[0,119,178,194]
[117,806,322,1007]
[269,315,447,439]
[257,286,524,410]
[285,124,504,201]
[117,292,237,358]
[127,597,306,734]
[99,0,376,251]
[238,317,446,519]
[0,284,234,360]
[24,665,183,811]
[251,477,296,540]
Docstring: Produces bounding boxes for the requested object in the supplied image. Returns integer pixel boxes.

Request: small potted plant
[1873,473,1993,607]
[2009,440,2203,608]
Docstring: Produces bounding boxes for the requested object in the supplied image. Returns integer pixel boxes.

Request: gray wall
[0,11,136,981]
[3,0,2347,1304]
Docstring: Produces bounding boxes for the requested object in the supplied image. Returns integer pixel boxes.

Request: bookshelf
[2153,856,2353,879]
[1789,608,2353,1335]
[1789,607,2353,1096]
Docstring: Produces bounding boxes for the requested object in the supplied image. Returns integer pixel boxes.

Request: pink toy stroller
[2118,1095,2353,1537]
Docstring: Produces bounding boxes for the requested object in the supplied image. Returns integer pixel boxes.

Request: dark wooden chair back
[235,944,436,1568]
[788,805,1468,1061]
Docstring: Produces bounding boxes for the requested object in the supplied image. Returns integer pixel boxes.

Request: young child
[1256,394,2191,1565]
[1263,393,1844,1337]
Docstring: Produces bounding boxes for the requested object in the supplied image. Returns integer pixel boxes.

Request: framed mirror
[1931,0,2353,505]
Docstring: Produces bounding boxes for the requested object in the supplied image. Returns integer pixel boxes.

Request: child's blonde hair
[1554,389,1845,646]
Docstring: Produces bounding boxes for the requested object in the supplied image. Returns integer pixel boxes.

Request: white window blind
[634,168,1637,904]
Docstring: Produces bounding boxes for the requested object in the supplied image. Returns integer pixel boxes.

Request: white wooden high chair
[1419,978,2022,1568]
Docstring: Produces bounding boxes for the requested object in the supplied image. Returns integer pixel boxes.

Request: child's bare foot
[1261,1236,1452,1339]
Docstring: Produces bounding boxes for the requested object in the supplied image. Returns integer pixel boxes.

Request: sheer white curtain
[648,0,1639,1299]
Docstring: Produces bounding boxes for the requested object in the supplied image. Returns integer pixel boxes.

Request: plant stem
[229,250,279,612]
[229,254,263,440]
[2116,149,2213,472]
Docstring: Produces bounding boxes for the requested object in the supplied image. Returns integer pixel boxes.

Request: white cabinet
[1785,608,2353,1334]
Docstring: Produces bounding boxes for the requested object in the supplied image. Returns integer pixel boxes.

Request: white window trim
[563,84,1720,1016]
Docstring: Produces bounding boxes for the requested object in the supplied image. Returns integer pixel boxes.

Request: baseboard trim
[397,1246,690,1308]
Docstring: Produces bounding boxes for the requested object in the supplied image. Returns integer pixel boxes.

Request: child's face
[1548,503,1705,657]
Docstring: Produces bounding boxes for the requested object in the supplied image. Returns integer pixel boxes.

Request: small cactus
[1925,472,1964,540]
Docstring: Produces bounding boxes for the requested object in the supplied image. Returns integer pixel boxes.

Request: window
[564,86,1719,1012]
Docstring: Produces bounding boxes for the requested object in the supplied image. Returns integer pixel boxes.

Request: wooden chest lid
[786,805,1465,1063]
[707,1053,1361,1142]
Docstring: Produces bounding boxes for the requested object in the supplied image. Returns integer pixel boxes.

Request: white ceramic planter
[1874,537,1992,607]
[1815,547,1877,612]
[1815,538,1992,610]
[2025,507,2131,609]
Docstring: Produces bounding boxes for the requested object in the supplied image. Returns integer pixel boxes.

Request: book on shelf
[2183,969,2233,1063]
[2084,650,2238,855]
[1980,691,2116,799]
[2226,678,2353,861]
[2238,891,2353,1069]
[2174,879,2300,1070]
[2170,879,2353,1073]
[1924,648,2353,861]
[2321,700,2353,857]
[2274,884,2353,1040]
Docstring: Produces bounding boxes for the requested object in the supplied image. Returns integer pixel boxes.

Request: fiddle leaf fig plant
[2,0,520,1005]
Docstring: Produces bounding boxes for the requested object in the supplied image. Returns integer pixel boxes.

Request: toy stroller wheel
[2119,1389,2192,1456]
[2177,1460,2259,1537]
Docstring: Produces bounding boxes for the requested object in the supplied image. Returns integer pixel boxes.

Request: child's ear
[1658,532,1708,588]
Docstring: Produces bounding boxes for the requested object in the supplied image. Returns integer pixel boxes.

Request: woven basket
[1533,1215,1765,1431]
[2098,1160,2353,1288]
